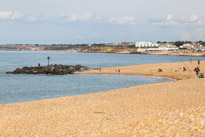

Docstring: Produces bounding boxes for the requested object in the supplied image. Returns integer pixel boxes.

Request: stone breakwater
[6,64,88,74]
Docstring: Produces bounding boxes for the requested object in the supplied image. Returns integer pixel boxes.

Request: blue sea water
[0,51,204,104]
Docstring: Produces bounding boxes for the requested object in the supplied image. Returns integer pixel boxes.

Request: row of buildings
[105,41,205,52]
[106,42,136,47]
[106,41,160,47]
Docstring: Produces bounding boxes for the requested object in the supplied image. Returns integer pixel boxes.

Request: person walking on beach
[183,67,186,72]
[194,67,200,76]
[198,59,200,65]
[190,58,192,63]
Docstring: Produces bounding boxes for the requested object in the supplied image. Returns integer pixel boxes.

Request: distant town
[1,41,205,56]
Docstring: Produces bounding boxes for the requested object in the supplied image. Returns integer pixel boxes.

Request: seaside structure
[134,41,177,52]
[135,41,159,48]
[109,42,135,47]
[121,42,135,47]
[179,42,205,52]
[159,43,176,48]
[180,43,194,49]
[114,42,121,46]
[180,42,203,49]
[106,43,114,46]
[137,47,179,52]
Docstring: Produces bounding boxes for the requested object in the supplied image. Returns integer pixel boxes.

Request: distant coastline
[1,48,205,57]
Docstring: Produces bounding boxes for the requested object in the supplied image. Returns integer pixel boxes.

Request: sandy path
[0,61,204,136]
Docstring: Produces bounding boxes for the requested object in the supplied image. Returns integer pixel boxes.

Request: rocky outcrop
[6,64,88,75]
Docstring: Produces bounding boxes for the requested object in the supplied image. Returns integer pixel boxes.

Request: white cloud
[10,11,25,20]
[151,14,178,26]
[66,12,93,22]
[180,14,205,26]
[178,14,199,24]
[59,12,106,24]
[108,16,136,25]
[95,16,102,21]
[189,14,198,23]
[0,11,25,20]
[0,11,13,20]
[26,16,37,22]
[166,14,173,21]
[0,10,39,23]
[151,14,205,27]
[197,20,205,26]
[60,13,136,25]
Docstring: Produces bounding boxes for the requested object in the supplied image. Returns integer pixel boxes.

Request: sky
[0,0,205,44]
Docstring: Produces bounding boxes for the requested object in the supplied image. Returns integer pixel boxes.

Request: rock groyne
[6,64,88,75]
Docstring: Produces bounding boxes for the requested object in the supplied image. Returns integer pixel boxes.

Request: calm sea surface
[0,51,204,104]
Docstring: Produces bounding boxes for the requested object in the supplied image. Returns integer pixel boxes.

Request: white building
[135,41,159,48]
[160,43,176,48]
[146,47,178,51]
[137,47,178,52]
[180,43,194,49]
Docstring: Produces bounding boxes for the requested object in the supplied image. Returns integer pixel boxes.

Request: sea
[0,51,204,104]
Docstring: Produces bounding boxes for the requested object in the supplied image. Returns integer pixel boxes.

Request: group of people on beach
[180,58,202,77]
[190,58,200,65]
[193,59,203,77]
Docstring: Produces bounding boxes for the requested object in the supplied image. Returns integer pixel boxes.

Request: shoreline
[0,61,204,136]
[1,49,205,57]
[76,61,203,80]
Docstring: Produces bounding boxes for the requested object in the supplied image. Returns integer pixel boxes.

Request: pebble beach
[0,61,205,136]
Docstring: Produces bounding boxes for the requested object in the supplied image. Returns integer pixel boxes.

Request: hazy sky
[0,0,205,44]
